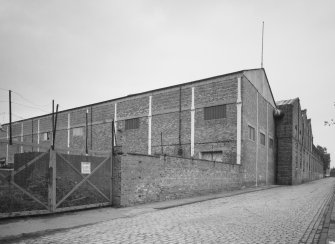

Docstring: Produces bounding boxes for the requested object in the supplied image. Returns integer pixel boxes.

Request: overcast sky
[0,0,334,166]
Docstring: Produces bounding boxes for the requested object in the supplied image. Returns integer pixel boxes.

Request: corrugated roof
[276,98,299,106]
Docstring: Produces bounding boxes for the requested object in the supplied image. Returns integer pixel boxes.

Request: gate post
[48,148,56,212]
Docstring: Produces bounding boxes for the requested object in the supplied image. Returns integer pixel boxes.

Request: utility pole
[51,100,54,150]
[85,109,88,155]
[111,120,115,155]
[52,104,58,150]
[9,90,12,145]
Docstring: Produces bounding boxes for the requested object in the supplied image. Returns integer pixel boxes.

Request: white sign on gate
[81,162,91,174]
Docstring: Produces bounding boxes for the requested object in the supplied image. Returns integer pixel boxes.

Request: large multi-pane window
[204,105,226,120]
[125,118,140,130]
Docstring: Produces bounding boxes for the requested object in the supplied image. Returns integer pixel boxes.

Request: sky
[0,0,334,166]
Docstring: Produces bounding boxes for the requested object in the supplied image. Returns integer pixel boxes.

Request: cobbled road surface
[15,178,335,244]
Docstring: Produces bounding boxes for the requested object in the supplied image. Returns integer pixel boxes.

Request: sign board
[81,162,91,174]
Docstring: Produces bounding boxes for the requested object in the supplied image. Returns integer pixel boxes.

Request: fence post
[48,148,56,211]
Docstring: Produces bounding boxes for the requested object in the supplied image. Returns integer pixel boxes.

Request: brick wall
[0,72,245,165]
[276,103,293,184]
[117,153,242,207]
[241,76,276,186]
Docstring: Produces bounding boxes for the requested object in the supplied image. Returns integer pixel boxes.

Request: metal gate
[53,150,112,211]
[0,139,113,218]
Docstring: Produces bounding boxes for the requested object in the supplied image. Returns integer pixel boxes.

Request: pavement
[0,179,335,243]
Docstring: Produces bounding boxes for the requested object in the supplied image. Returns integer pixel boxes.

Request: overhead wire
[12,90,51,108]
[0,88,9,92]
[0,112,26,121]
[0,87,51,111]
[12,102,48,113]
[0,100,49,112]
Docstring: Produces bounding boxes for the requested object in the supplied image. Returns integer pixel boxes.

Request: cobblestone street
[12,178,335,244]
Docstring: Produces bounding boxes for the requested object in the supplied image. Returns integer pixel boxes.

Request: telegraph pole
[85,109,88,155]
[53,104,58,150]
[52,100,54,149]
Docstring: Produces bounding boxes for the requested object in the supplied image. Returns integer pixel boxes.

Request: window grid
[125,118,140,130]
[204,105,226,120]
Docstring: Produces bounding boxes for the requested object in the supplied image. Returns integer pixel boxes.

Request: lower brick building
[0,68,325,187]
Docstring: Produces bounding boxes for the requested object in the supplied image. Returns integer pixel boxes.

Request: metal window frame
[125,118,140,130]
[204,104,227,120]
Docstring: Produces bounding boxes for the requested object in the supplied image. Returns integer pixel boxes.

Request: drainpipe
[177,86,183,156]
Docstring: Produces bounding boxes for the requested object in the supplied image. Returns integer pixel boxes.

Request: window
[248,125,255,141]
[260,132,265,145]
[269,138,274,149]
[42,132,50,141]
[125,118,140,130]
[201,151,223,162]
[204,105,226,120]
[73,127,84,136]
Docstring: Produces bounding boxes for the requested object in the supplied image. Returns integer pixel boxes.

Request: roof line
[276,97,299,105]
[4,68,261,124]
[260,68,277,107]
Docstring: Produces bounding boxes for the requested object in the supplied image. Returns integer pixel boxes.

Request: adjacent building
[276,98,324,184]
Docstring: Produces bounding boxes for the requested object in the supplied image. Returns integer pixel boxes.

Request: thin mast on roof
[261,21,264,68]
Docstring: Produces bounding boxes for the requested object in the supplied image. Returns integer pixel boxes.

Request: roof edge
[3,68,261,124]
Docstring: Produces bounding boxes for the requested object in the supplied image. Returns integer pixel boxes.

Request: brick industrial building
[0,68,325,199]
[276,98,324,184]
